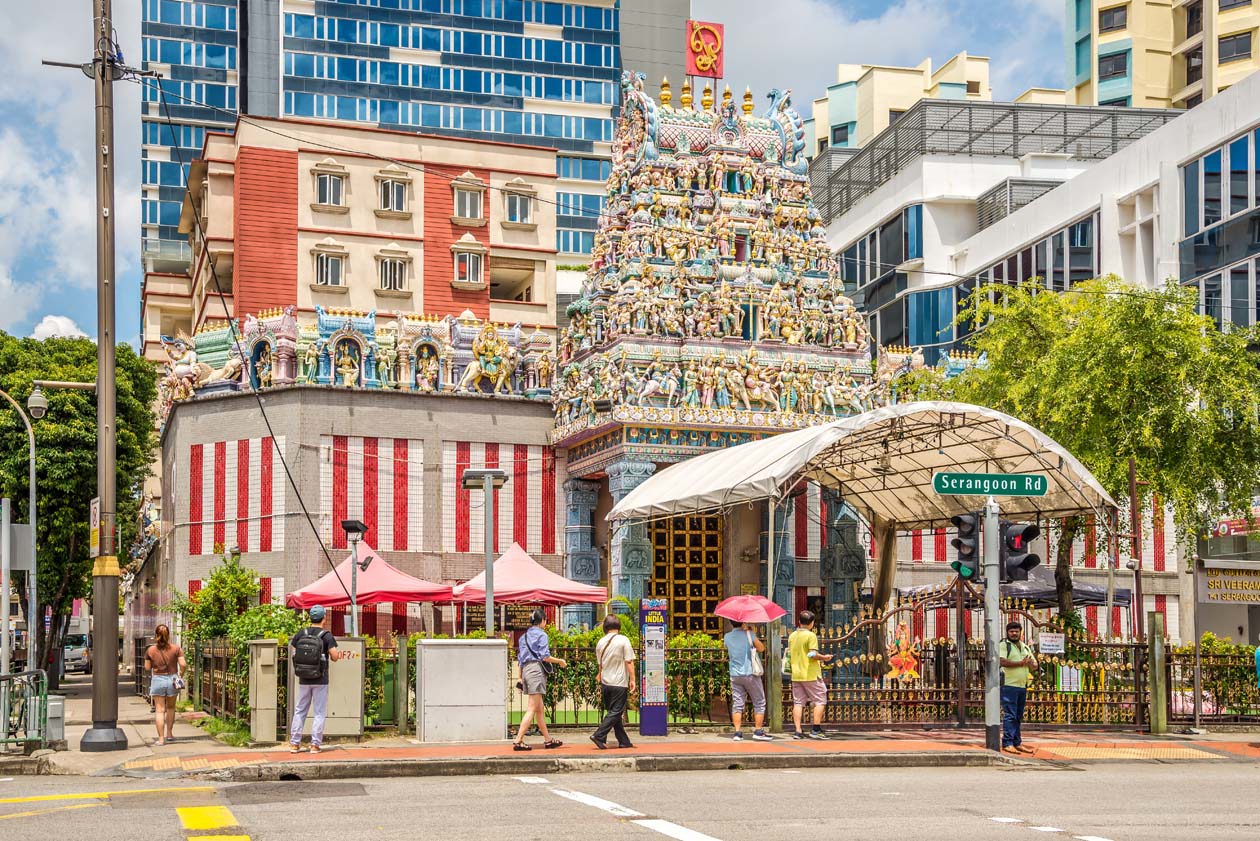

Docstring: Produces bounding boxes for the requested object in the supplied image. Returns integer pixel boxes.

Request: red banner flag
[685,20,724,79]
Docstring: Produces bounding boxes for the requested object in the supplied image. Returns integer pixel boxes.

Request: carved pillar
[769,499,795,617]
[819,488,863,629]
[562,479,602,630]
[607,460,656,606]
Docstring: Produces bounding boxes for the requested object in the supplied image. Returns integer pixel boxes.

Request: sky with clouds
[0,0,1064,344]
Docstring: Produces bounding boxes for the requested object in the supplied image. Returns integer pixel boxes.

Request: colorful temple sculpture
[157,304,556,420]
[552,73,883,630]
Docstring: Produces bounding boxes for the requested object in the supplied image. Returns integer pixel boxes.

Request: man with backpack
[289,605,347,754]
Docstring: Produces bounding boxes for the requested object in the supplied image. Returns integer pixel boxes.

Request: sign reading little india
[932,472,1049,497]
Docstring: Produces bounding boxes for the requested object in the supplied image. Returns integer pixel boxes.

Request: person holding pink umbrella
[716,594,784,742]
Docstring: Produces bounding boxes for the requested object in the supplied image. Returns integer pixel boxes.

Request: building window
[1186,1,1203,38]
[1186,47,1204,84]
[1229,135,1250,215]
[1099,5,1127,32]
[378,179,407,212]
[1186,93,1204,107]
[1099,52,1128,80]
[379,258,406,291]
[455,252,482,285]
[888,109,905,125]
[315,252,344,286]
[1219,32,1252,63]
[506,192,532,224]
[966,80,981,94]
[316,173,344,206]
[1100,96,1131,106]
[454,188,482,220]
[831,124,849,145]
[1219,0,1251,10]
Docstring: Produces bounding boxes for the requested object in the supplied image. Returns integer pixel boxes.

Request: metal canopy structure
[608,402,1117,531]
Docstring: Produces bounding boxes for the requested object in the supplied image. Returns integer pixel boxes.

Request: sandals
[513,742,532,751]
[542,739,564,750]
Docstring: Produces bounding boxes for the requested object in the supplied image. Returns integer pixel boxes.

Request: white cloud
[0,269,37,333]
[30,315,89,340]
[0,1,141,337]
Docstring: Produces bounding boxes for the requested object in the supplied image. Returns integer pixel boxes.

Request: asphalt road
[1,762,1258,840]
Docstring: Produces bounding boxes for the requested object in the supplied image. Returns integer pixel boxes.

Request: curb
[0,754,50,776]
[201,750,1013,782]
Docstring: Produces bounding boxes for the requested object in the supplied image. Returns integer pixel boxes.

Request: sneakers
[792,730,805,740]
[807,729,828,740]
[752,730,773,741]
[731,731,744,741]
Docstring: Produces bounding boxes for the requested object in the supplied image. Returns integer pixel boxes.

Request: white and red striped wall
[441,441,563,556]
[319,436,425,552]
[186,437,287,556]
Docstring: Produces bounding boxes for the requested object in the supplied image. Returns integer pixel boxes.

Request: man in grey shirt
[724,621,772,741]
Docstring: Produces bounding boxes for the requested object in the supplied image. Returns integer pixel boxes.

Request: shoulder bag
[524,630,554,676]
[747,630,764,676]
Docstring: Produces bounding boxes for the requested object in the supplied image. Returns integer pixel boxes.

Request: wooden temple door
[649,515,723,634]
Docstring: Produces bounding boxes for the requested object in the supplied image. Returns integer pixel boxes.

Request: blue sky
[0,0,1065,344]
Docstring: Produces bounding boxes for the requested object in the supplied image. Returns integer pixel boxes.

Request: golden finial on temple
[659,76,672,107]
[701,80,714,111]
[742,86,754,115]
[722,84,733,107]
[680,78,693,110]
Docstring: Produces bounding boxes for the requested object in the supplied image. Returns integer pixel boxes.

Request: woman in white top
[589,614,636,749]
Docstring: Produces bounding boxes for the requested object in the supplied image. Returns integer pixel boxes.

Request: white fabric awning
[607,402,1117,529]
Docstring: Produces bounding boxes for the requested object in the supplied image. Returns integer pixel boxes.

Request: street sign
[89,497,100,558]
[932,472,1049,497]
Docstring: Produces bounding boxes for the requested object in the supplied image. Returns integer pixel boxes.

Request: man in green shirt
[999,621,1037,755]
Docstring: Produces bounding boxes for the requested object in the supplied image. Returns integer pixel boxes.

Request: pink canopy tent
[452,542,608,605]
[285,545,453,608]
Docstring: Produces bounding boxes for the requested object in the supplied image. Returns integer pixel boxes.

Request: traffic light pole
[983,496,1001,752]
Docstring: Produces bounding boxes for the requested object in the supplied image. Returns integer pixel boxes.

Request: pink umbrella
[714,594,787,624]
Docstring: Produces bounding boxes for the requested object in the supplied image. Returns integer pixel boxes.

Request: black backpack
[292,628,328,681]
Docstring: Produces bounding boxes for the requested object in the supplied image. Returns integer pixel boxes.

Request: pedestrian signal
[1000,520,1041,583]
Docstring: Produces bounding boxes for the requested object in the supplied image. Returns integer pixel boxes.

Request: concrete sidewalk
[11,671,1260,780]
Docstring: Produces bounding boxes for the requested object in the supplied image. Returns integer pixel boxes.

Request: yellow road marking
[188,836,250,841]
[177,805,240,831]
[0,786,214,805]
[0,803,102,821]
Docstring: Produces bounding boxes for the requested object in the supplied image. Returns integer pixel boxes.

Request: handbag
[524,630,554,676]
[747,630,764,677]
[173,675,186,691]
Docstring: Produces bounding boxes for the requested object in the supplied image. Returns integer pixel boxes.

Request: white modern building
[820,71,1260,644]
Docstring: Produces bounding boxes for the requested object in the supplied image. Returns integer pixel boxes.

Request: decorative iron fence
[133,638,151,703]
[1168,653,1260,723]
[196,639,245,723]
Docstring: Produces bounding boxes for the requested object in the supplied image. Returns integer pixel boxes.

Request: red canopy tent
[452,542,607,605]
[285,545,453,609]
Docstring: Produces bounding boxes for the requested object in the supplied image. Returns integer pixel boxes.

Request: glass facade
[1180,127,1260,326]
[141,0,239,265]
[142,0,623,265]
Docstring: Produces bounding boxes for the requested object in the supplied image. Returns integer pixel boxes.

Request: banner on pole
[639,598,668,736]
[90,497,100,558]
[685,20,724,78]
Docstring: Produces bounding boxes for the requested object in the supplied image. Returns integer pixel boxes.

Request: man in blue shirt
[723,622,772,741]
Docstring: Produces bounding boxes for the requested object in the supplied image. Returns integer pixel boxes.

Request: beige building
[141,116,560,364]
[807,53,992,155]
[1068,0,1259,109]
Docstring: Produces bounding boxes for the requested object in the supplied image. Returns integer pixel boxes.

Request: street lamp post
[0,388,37,676]
[460,469,508,636]
[341,520,369,637]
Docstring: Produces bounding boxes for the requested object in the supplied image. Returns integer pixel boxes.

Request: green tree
[170,551,261,643]
[911,278,1260,613]
[0,333,156,674]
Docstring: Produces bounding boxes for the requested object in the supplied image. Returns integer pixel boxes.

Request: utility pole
[80,0,127,752]
[983,496,1001,752]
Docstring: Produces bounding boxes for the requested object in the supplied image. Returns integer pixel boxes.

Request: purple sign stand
[639,598,668,736]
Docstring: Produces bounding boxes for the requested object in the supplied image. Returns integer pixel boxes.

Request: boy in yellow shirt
[788,610,833,739]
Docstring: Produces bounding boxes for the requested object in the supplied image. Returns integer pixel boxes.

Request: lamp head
[341,518,368,543]
[26,386,48,419]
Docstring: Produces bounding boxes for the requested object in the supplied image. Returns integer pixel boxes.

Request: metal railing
[1168,652,1260,723]
[196,639,244,723]
[1,670,47,754]
[133,637,152,703]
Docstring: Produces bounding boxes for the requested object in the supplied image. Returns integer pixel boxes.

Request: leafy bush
[228,603,303,650]
[171,553,260,643]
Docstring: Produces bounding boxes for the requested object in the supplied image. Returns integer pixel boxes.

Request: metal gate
[784,578,1148,729]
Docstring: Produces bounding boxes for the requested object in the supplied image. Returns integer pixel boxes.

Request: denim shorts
[150,674,179,697]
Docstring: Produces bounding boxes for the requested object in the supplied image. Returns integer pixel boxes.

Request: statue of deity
[335,344,360,388]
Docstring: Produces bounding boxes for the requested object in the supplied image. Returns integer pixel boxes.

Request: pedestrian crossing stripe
[177,805,240,830]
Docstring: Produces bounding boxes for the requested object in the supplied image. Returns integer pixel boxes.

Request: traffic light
[1000,520,1042,582]
[949,512,982,581]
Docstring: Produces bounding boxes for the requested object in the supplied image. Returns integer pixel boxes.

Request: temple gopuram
[552,72,883,631]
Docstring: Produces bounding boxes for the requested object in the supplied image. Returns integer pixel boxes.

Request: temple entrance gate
[649,515,723,634]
